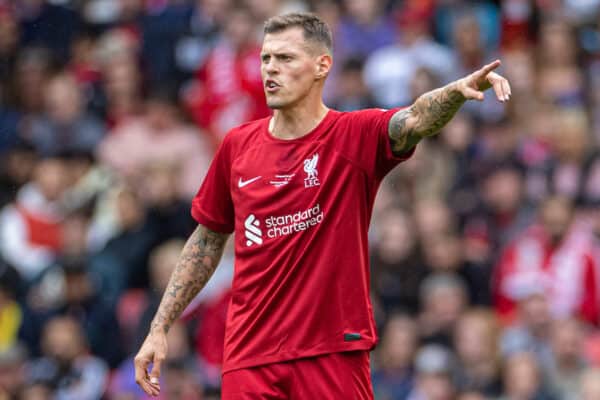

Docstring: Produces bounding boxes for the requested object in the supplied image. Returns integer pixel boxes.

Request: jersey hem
[221,341,376,375]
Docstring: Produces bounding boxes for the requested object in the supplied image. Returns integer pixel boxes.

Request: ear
[315,53,333,80]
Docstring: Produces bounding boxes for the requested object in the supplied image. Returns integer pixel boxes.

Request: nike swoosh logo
[238,176,262,188]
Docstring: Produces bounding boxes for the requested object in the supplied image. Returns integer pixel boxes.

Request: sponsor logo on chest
[244,203,324,247]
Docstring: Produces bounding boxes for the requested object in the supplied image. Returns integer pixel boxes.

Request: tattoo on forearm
[150,225,228,334]
[388,82,466,155]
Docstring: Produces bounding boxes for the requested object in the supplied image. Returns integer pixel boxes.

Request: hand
[134,331,168,397]
[457,59,511,102]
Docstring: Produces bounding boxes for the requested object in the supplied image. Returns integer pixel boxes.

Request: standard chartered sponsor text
[265,203,324,238]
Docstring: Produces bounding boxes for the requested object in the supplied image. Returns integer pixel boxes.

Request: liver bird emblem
[303,154,319,179]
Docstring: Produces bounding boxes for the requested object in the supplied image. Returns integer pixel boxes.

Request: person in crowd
[330,57,377,112]
[370,207,425,314]
[418,273,468,347]
[453,308,502,396]
[26,315,108,400]
[0,343,27,399]
[499,351,557,400]
[544,317,588,399]
[22,71,105,157]
[372,313,418,400]
[95,28,144,128]
[500,280,553,364]
[580,368,600,400]
[407,344,456,400]
[334,0,396,63]
[363,3,457,108]
[184,6,271,142]
[98,86,213,199]
[493,195,599,324]
[0,156,68,282]
[20,256,123,368]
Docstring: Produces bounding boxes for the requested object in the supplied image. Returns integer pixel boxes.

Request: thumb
[463,87,484,101]
[149,356,164,385]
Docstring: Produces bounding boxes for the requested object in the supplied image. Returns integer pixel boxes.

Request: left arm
[388,59,511,156]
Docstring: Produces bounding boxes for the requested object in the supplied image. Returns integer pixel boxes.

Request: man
[134,12,510,398]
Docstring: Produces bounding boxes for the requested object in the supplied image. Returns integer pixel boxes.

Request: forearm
[388,81,466,155]
[150,224,228,334]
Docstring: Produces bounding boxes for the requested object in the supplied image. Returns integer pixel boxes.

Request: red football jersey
[191,108,413,373]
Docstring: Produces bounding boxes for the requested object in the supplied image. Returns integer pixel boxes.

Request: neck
[269,96,329,140]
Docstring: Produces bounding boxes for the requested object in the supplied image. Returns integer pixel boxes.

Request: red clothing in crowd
[493,223,600,324]
[185,42,271,143]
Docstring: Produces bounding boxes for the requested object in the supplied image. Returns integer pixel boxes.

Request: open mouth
[265,79,280,92]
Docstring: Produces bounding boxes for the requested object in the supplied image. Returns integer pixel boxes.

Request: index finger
[475,59,501,78]
[134,357,159,396]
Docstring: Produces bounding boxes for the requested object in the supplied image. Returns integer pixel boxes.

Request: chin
[266,99,287,110]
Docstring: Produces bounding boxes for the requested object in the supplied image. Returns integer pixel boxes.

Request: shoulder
[340,108,400,126]
[219,116,270,155]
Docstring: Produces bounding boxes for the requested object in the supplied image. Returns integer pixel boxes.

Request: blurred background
[1,0,600,399]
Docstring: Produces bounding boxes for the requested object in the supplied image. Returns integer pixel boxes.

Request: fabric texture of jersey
[191,108,413,373]
[221,350,373,399]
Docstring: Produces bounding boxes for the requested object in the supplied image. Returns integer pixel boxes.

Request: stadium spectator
[26,315,108,400]
[98,86,213,198]
[544,317,588,399]
[370,207,425,314]
[407,344,456,400]
[372,313,418,400]
[453,308,501,396]
[500,284,553,364]
[334,0,396,63]
[0,156,68,282]
[493,195,600,324]
[0,343,27,399]
[22,71,105,157]
[20,256,123,367]
[184,6,270,141]
[418,273,468,347]
[330,57,377,112]
[96,32,144,128]
[580,368,600,400]
[363,3,457,108]
[500,351,557,400]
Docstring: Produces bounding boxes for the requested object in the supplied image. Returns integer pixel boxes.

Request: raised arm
[134,224,228,396]
[388,59,511,155]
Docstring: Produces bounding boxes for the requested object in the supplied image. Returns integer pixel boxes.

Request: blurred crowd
[1,0,600,399]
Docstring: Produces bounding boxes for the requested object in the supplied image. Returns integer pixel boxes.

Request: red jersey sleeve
[344,108,415,180]
[191,135,235,233]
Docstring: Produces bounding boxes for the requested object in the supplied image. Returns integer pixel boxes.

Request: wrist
[150,321,170,335]
[449,80,468,102]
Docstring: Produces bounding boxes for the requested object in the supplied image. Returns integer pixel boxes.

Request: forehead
[262,27,312,54]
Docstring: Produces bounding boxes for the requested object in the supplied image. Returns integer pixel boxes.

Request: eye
[261,55,270,63]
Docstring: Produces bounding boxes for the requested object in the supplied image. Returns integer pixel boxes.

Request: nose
[263,59,278,75]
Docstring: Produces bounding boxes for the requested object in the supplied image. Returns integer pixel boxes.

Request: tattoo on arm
[388,81,466,155]
[150,225,228,335]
